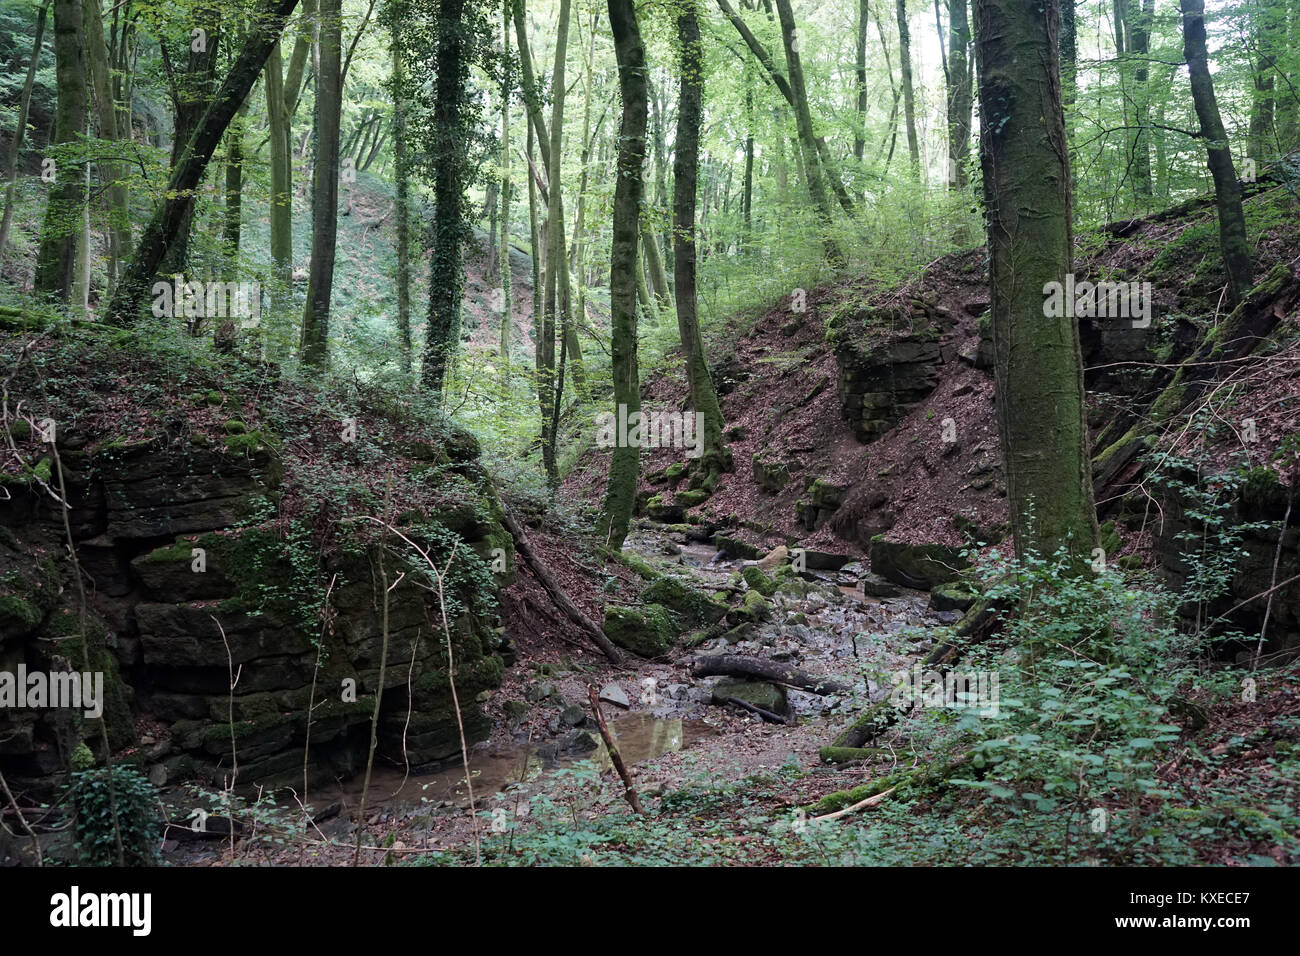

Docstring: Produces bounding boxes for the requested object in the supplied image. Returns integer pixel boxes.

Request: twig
[0,769,41,865]
[811,785,897,822]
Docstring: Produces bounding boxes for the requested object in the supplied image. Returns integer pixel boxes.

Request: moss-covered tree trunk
[1128,0,1153,203]
[599,0,647,550]
[33,0,86,302]
[392,36,413,374]
[854,0,868,164]
[420,0,470,392]
[1179,0,1253,305]
[1,0,47,264]
[975,0,1097,566]
[84,0,131,297]
[264,41,293,350]
[674,1,728,481]
[300,0,342,369]
[105,0,300,325]
[497,0,511,371]
[159,3,221,276]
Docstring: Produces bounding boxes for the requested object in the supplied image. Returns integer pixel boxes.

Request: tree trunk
[1128,0,1153,202]
[392,38,413,374]
[1247,1,1281,163]
[84,0,131,297]
[854,0,868,163]
[1179,0,1253,305]
[772,0,843,264]
[300,0,341,369]
[34,0,86,302]
[498,0,512,371]
[0,0,48,264]
[421,0,470,393]
[946,0,972,190]
[974,0,1097,566]
[264,40,294,355]
[599,0,648,550]
[896,0,920,177]
[160,4,222,276]
[674,1,728,481]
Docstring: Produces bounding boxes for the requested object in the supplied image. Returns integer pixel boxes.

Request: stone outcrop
[0,425,510,794]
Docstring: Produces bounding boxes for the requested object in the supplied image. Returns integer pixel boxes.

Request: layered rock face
[830,299,959,444]
[0,428,510,793]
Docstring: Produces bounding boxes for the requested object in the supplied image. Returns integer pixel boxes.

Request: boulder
[869,535,969,588]
[711,678,790,717]
[602,604,677,658]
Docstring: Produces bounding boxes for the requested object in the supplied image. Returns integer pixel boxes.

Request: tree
[896,0,920,176]
[392,33,413,375]
[84,0,131,296]
[420,0,472,392]
[974,0,1097,564]
[598,0,648,550]
[945,0,972,190]
[0,0,48,263]
[300,0,342,369]
[33,0,87,302]
[1179,0,1253,305]
[105,0,302,325]
[673,0,728,482]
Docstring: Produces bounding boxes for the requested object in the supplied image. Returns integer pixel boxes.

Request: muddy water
[330,714,713,812]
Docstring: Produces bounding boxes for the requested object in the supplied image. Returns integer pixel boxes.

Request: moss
[602,604,677,657]
[741,565,778,597]
[729,589,772,625]
[1239,465,1283,510]
[223,429,281,456]
[642,575,728,628]
[223,419,247,435]
[7,418,31,441]
[0,594,42,631]
[1147,376,1185,423]
[675,489,709,508]
[665,462,687,485]
[1092,426,1139,467]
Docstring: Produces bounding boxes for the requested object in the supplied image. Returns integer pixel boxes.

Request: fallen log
[691,653,849,695]
[502,510,623,666]
[722,696,792,725]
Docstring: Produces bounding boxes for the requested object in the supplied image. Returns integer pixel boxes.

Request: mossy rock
[645,494,685,523]
[713,534,762,560]
[869,535,969,588]
[752,454,790,492]
[674,488,710,509]
[7,418,31,441]
[602,603,677,658]
[711,678,788,716]
[642,575,728,628]
[741,565,778,597]
[929,582,977,613]
[728,589,772,626]
[223,419,247,435]
[664,462,687,487]
[0,554,60,640]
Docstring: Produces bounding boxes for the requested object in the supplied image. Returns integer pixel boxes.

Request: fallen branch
[812,786,897,821]
[722,696,792,725]
[587,686,644,815]
[502,510,623,665]
[691,653,848,695]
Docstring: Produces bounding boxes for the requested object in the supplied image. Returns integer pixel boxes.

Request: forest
[0,0,1297,880]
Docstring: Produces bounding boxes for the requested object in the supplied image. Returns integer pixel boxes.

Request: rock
[712,533,763,561]
[642,575,729,629]
[598,683,630,708]
[561,730,600,755]
[869,535,969,588]
[954,513,1006,545]
[930,582,977,613]
[525,681,558,702]
[602,604,677,658]
[752,454,791,492]
[801,549,853,571]
[711,678,790,717]
[645,494,685,523]
[727,589,772,626]
[741,565,778,597]
[859,573,902,597]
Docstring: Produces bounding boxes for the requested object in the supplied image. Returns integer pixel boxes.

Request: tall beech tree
[33,0,86,302]
[896,0,920,176]
[674,0,727,481]
[598,0,647,549]
[1179,0,1253,305]
[945,0,972,189]
[974,0,1097,564]
[300,0,342,368]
